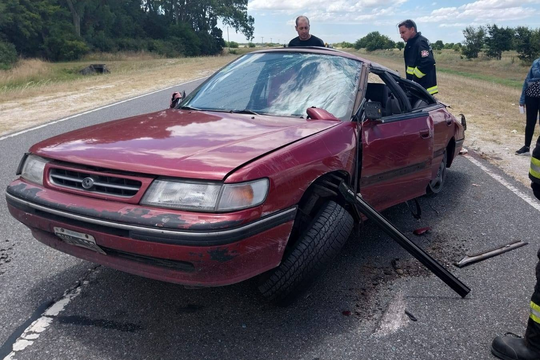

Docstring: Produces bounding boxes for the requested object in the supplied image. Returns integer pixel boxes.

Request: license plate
[53,227,106,255]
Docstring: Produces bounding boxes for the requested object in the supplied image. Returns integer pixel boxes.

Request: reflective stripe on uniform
[530,157,540,180]
[531,301,540,323]
[427,86,438,95]
[407,66,415,75]
[413,67,426,78]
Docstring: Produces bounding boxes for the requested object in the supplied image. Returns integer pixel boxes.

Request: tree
[0,41,17,69]
[432,40,444,50]
[484,24,513,60]
[354,31,395,51]
[462,26,485,59]
[515,26,540,63]
[444,42,455,49]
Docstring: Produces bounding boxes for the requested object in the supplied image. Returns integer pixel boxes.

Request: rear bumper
[6,182,296,286]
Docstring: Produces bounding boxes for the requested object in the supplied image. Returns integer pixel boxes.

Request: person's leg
[525,96,540,148]
[491,248,540,359]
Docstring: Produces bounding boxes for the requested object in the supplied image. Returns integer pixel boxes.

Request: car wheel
[427,149,447,195]
[258,200,354,306]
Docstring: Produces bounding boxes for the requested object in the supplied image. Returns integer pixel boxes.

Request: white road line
[464,151,540,212]
[2,282,86,360]
[0,77,207,142]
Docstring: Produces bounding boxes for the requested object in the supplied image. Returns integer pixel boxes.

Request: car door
[404,79,451,181]
[359,70,433,211]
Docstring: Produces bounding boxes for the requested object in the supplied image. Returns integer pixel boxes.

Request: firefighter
[398,19,438,95]
[491,137,540,359]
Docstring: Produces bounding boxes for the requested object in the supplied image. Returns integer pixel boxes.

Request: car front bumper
[6,180,296,286]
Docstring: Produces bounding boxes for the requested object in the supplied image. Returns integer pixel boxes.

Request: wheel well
[287,171,352,251]
[446,137,456,167]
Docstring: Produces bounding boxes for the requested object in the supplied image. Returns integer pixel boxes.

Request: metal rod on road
[339,182,471,298]
[455,240,528,268]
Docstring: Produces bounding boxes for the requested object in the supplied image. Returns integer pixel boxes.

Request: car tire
[427,149,447,195]
[258,200,354,306]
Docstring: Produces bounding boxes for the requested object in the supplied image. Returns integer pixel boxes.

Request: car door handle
[420,129,431,139]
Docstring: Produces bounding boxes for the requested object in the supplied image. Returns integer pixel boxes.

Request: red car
[6,48,465,304]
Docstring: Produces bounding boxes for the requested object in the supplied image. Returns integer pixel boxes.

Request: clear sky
[222,0,540,45]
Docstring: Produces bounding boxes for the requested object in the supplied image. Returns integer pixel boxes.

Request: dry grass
[0,59,54,90]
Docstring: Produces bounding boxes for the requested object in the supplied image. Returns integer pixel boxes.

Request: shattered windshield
[184,52,362,120]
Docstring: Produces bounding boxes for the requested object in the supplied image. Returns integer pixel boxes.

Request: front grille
[50,168,141,197]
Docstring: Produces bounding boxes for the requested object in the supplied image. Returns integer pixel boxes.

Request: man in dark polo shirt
[288,16,325,47]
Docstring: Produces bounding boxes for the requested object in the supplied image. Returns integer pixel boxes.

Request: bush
[45,36,89,61]
[0,41,18,70]
[149,39,183,58]
[228,41,239,48]
[168,24,201,56]
[248,42,256,48]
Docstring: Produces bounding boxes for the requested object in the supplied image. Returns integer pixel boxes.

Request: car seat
[365,83,401,116]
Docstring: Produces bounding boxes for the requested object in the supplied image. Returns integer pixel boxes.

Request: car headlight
[141,178,269,212]
[20,154,49,185]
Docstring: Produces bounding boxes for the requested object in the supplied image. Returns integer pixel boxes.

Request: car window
[185,52,362,120]
[364,73,405,117]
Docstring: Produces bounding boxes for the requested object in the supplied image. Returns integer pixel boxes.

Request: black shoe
[516,146,530,155]
[491,333,540,360]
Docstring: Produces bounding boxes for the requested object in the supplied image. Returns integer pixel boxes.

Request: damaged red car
[6,48,465,304]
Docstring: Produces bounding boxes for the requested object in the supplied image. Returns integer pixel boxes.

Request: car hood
[31,109,340,180]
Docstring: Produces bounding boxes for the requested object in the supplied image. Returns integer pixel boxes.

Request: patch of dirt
[346,231,465,320]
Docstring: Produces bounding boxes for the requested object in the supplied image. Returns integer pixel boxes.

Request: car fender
[225,122,358,217]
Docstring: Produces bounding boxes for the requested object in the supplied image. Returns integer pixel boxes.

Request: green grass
[436,67,523,89]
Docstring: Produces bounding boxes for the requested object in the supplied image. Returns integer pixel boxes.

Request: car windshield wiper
[179,105,201,111]
[231,109,260,116]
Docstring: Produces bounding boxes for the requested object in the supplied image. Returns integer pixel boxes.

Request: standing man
[398,19,438,95]
[490,141,540,360]
[288,16,325,47]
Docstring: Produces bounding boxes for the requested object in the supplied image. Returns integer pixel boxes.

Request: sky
[222,0,540,45]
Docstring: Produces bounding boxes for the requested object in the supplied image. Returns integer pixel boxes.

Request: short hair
[295,16,310,27]
[398,19,417,32]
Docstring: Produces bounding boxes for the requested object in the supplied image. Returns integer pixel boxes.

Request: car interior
[365,83,402,117]
[364,72,437,118]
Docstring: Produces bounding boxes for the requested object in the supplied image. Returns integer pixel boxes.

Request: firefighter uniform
[404,32,438,95]
[491,137,540,359]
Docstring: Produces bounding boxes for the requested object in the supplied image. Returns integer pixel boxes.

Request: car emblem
[81,177,95,190]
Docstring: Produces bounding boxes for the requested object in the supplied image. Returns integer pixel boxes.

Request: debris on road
[455,240,528,268]
[413,227,431,236]
[405,310,418,322]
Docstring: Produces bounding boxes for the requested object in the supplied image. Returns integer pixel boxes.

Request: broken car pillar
[338,182,470,298]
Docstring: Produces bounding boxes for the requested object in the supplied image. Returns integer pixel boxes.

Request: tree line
[335,25,540,64]
[0,0,254,69]
[462,25,540,62]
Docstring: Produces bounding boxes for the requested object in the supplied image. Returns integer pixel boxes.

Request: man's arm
[413,39,435,80]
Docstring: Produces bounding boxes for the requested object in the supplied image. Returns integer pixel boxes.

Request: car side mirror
[364,101,382,120]
[169,90,187,109]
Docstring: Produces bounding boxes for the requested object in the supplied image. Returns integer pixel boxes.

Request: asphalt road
[1,80,539,360]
